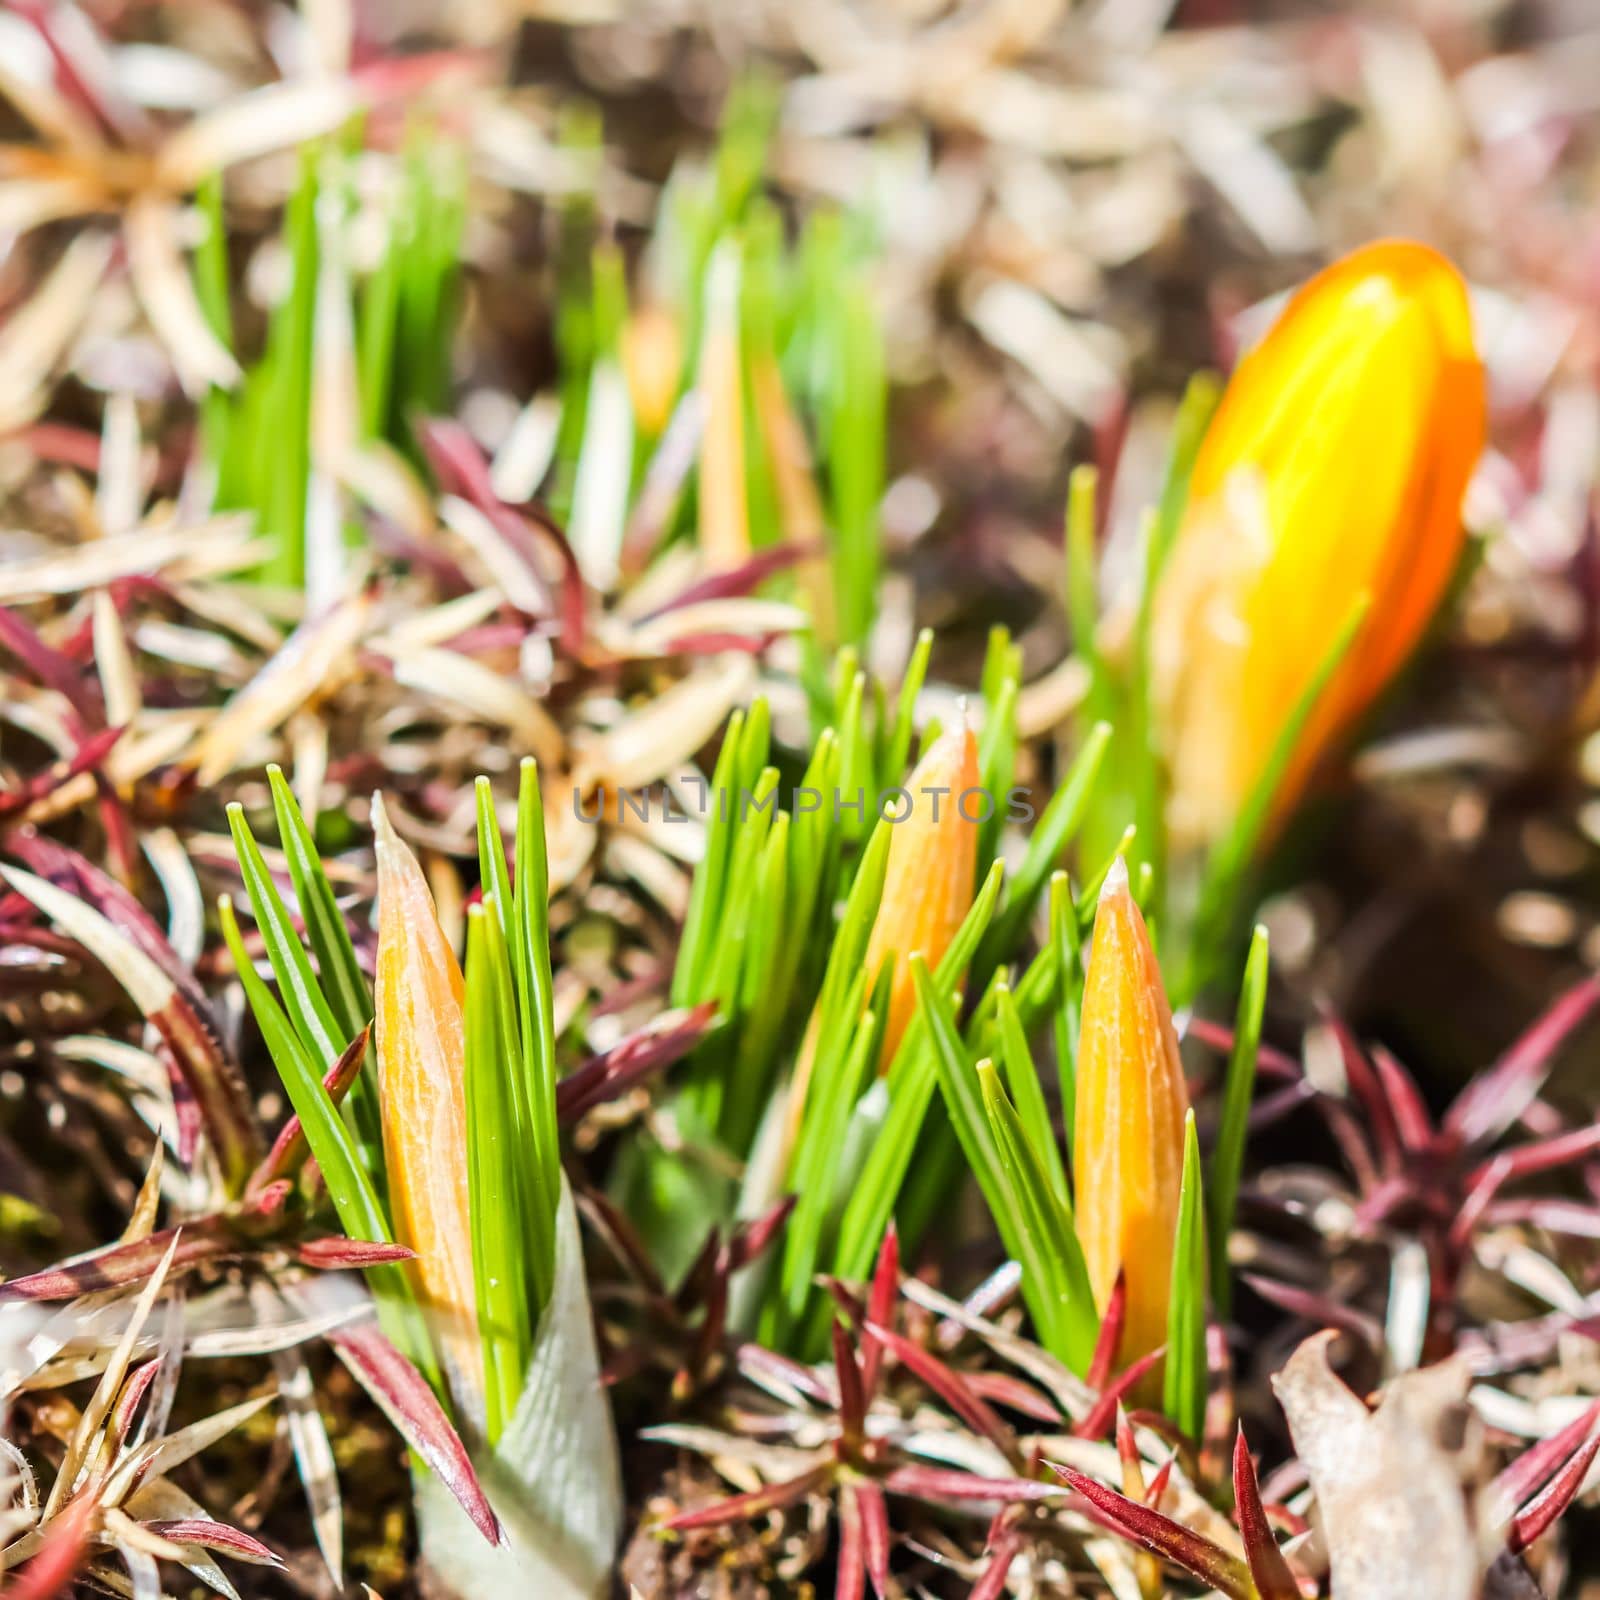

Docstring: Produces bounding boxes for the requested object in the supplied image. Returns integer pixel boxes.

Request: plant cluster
[0,6,1597,1600]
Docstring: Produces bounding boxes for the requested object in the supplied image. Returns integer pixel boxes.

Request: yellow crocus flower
[1153,240,1486,849]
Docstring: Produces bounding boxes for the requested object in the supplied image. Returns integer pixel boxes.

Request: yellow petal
[1154,240,1485,848]
[864,725,982,1065]
[373,795,482,1415]
[1073,857,1189,1375]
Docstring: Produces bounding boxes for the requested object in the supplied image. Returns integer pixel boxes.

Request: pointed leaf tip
[1053,1464,1255,1599]
[1099,853,1130,901]
[1233,1426,1299,1600]
[1510,1433,1600,1554]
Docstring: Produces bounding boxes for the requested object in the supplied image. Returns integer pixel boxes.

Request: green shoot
[1164,1110,1209,1442]
[1209,925,1269,1317]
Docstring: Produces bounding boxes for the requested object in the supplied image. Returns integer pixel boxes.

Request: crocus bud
[373,796,482,1422]
[864,725,981,1064]
[1074,857,1189,1373]
[696,243,749,571]
[622,303,682,437]
[1153,240,1485,849]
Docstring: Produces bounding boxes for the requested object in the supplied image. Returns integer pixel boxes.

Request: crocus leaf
[1163,1109,1208,1442]
[219,896,390,1252]
[227,804,345,1071]
[976,719,1111,973]
[464,901,534,1443]
[994,980,1067,1202]
[975,1058,1097,1376]
[1209,924,1267,1317]
[266,765,383,1172]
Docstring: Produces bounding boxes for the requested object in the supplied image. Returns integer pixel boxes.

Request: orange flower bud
[750,349,834,639]
[1074,857,1189,1373]
[696,245,749,572]
[864,726,982,1064]
[622,303,682,438]
[1153,240,1486,848]
[373,796,482,1416]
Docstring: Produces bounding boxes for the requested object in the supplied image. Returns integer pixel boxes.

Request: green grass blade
[977,1059,1098,1373]
[1164,1109,1208,1442]
[1065,465,1106,718]
[475,777,515,927]
[829,1042,934,1293]
[219,895,377,1236]
[828,286,884,650]
[264,767,383,1182]
[977,676,1018,877]
[994,982,1066,1202]
[1126,506,1167,915]
[806,813,893,1071]
[1208,925,1268,1318]
[193,170,233,347]
[512,760,561,1256]
[835,670,870,845]
[979,625,1016,710]
[356,200,402,440]
[722,814,790,1149]
[673,708,746,1005]
[193,170,235,484]
[475,768,559,1311]
[779,988,883,1324]
[915,957,1095,1370]
[909,960,1015,1243]
[1118,374,1220,911]
[228,804,344,1070]
[786,729,840,925]
[883,628,932,789]
[464,903,533,1442]
[265,769,370,1042]
[700,768,777,1011]
[976,720,1112,975]
[1049,872,1080,1162]
[1151,372,1222,570]
[826,861,1006,1296]
[262,148,320,584]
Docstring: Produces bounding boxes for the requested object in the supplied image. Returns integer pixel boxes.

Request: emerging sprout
[863,725,982,1065]
[373,796,483,1427]
[1074,856,1190,1378]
